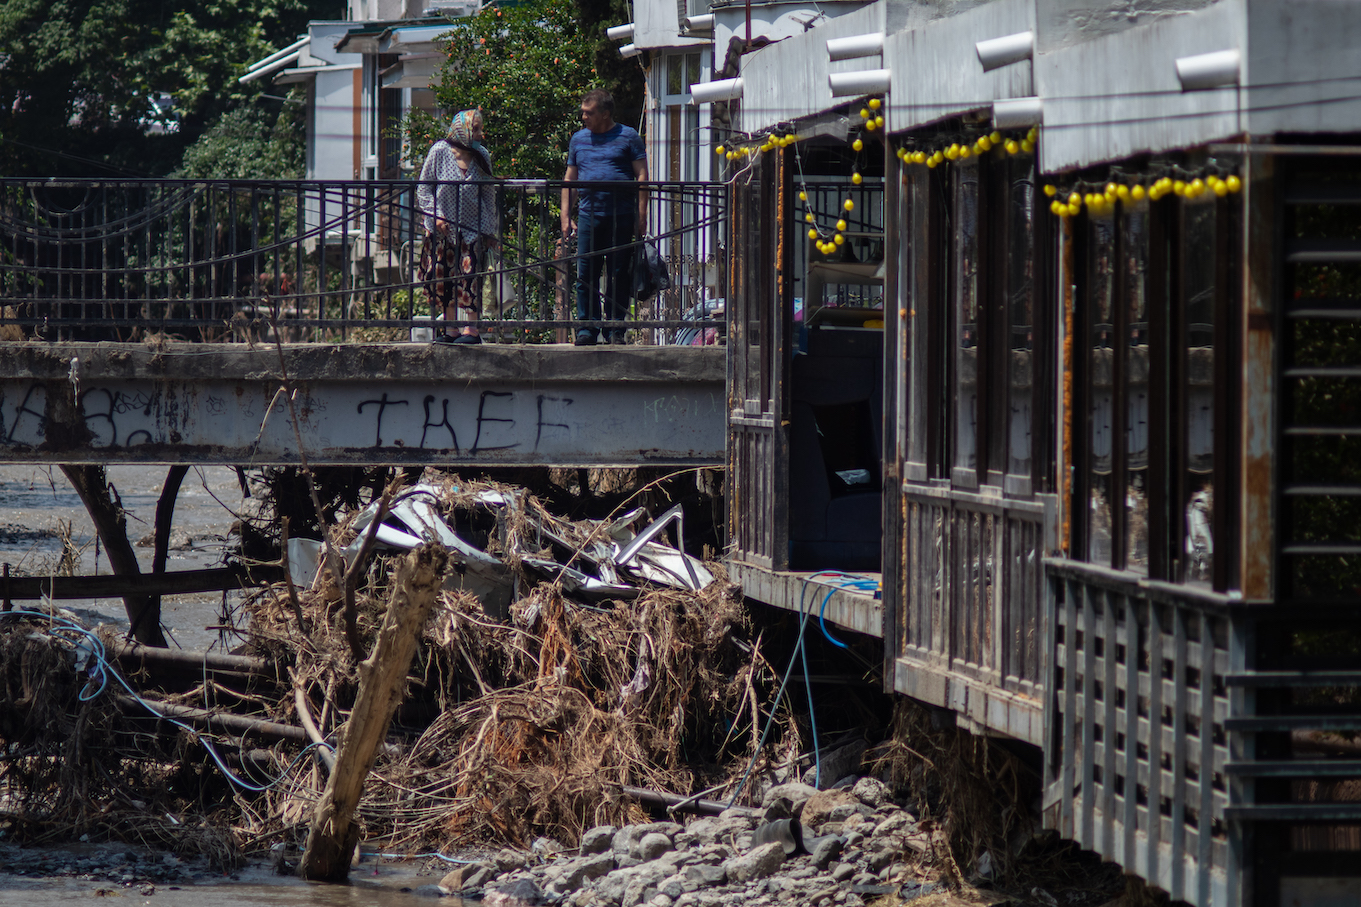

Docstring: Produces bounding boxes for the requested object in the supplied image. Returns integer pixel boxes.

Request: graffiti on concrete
[0,379,723,465]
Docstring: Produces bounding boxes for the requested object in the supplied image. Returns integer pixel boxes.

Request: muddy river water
[0,853,468,906]
[0,463,249,651]
[0,464,480,904]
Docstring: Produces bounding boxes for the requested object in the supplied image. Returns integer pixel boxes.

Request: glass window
[667,55,684,97]
[1123,207,1150,574]
[1088,213,1116,566]
[953,159,980,477]
[1183,198,1217,583]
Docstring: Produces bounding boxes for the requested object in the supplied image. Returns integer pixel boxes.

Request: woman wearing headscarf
[416,109,499,344]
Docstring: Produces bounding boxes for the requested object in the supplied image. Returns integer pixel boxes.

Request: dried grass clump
[356,571,755,851]
[870,699,1033,882]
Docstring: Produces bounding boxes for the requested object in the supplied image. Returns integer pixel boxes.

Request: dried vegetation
[0,470,777,866]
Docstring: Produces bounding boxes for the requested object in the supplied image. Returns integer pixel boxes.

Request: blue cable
[798,586,821,789]
[2,609,335,793]
[818,587,849,650]
[806,571,877,651]
[723,570,881,805]
[725,593,815,808]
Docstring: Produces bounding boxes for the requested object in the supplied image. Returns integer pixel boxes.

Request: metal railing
[0,179,727,345]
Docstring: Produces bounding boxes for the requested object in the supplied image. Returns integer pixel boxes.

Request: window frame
[903,142,1048,495]
[1070,188,1240,589]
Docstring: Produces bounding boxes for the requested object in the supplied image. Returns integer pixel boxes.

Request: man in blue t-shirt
[560,89,649,345]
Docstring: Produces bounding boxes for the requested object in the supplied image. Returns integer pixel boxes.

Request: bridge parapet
[0,342,725,467]
[0,178,725,345]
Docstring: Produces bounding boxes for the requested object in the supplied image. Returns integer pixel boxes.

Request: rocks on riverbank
[429,778,937,907]
[0,841,204,895]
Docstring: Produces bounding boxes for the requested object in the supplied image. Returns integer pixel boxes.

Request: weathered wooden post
[299,542,448,881]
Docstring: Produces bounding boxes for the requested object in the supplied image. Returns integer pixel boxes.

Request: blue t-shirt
[567,123,646,218]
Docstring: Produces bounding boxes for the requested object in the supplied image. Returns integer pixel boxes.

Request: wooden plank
[2,565,282,603]
[117,694,308,744]
[300,543,447,881]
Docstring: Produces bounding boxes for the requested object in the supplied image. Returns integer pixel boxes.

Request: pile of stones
[430,776,938,907]
[0,841,196,895]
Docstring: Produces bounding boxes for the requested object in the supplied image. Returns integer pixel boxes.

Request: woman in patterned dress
[416,109,498,343]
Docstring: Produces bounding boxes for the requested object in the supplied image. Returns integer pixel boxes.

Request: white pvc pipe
[682,14,713,35]
[606,22,635,42]
[689,77,743,104]
[827,32,884,62]
[992,96,1043,129]
[829,69,891,97]
[619,43,640,59]
[1176,48,1241,90]
[975,31,1033,71]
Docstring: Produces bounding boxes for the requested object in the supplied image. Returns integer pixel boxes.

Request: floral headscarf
[447,109,492,174]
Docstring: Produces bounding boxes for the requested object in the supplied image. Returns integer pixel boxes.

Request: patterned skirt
[418,230,484,323]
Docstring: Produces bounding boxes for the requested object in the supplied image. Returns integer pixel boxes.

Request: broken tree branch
[300,543,448,882]
[60,465,167,648]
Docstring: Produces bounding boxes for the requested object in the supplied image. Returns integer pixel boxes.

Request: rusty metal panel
[0,343,725,467]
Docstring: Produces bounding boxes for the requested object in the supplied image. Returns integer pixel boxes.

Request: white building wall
[312,68,361,181]
[886,0,1035,131]
[1243,0,1361,137]
[737,2,889,134]
[635,0,708,50]
[1034,0,1243,173]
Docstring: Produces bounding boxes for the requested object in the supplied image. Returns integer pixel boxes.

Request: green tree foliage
[411,0,643,180]
[0,0,329,176]
[175,94,307,179]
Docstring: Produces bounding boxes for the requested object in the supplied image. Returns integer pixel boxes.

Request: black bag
[633,238,671,301]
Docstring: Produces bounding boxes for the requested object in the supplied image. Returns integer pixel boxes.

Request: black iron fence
[0,179,726,345]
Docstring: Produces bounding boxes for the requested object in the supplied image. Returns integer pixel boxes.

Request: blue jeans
[575,210,636,336]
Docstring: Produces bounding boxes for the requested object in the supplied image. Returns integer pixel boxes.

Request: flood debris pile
[0,473,778,867]
[0,616,119,829]
[246,475,763,855]
[0,471,1128,905]
[0,610,252,867]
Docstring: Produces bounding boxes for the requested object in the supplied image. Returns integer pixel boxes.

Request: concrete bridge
[0,342,726,467]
